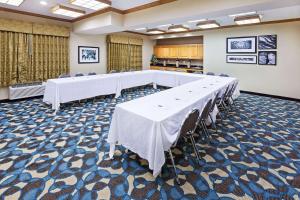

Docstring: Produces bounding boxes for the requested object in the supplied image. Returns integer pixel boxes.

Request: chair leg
[209,113,217,133]
[168,150,180,185]
[201,121,210,139]
[189,135,201,164]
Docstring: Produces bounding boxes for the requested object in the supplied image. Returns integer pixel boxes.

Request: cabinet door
[168,46,178,58]
[178,46,189,59]
[190,44,203,59]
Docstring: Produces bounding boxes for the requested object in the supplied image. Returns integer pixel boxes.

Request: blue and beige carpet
[0,86,300,200]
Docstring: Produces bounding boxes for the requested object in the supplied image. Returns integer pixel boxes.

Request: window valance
[0,18,70,37]
[107,35,143,45]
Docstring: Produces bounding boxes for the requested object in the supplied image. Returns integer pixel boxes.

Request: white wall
[203,21,300,99]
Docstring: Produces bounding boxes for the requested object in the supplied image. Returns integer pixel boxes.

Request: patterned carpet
[0,85,300,200]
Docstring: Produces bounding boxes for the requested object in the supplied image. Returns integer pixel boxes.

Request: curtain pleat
[107,41,142,72]
[0,30,69,87]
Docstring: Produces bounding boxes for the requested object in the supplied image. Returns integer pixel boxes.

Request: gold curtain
[129,45,142,70]
[0,31,32,86]
[0,30,69,87]
[107,35,143,72]
[0,31,18,86]
[32,35,69,81]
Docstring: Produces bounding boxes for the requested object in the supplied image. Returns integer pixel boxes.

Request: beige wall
[203,21,300,99]
[70,33,107,74]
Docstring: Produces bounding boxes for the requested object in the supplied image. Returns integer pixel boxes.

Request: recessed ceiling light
[70,0,111,10]
[168,25,189,32]
[158,24,172,27]
[188,19,207,23]
[40,0,47,6]
[196,20,220,29]
[52,4,85,18]
[147,28,165,34]
[0,0,24,6]
[234,14,261,25]
[135,27,146,31]
[229,11,257,17]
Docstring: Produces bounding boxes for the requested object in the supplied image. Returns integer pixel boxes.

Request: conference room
[0,0,299,199]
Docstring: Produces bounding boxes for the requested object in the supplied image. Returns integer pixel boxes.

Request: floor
[0,86,299,200]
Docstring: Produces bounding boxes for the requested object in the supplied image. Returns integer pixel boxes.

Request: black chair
[197,99,213,139]
[88,72,97,75]
[209,91,222,132]
[75,73,84,77]
[109,70,117,74]
[216,84,231,113]
[58,74,71,78]
[168,109,201,184]
[206,72,215,76]
[224,82,238,110]
[219,73,229,77]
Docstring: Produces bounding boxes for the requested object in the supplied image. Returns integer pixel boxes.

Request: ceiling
[0,0,159,20]
[128,1,300,35]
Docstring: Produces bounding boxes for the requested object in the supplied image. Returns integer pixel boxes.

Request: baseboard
[240,90,300,102]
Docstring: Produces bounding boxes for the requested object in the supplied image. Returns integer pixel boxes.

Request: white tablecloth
[43,70,240,112]
[43,74,120,110]
[108,75,238,176]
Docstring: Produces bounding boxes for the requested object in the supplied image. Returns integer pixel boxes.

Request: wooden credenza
[153,44,203,60]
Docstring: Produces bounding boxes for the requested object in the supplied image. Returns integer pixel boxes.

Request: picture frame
[227,36,257,54]
[258,35,277,50]
[78,46,99,64]
[226,55,257,64]
[258,51,277,65]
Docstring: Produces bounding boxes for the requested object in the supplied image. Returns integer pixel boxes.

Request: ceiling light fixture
[168,24,189,32]
[147,28,166,34]
[188,19,207,23]
[135,27,146,31]
[229,11,257,17]
[196,20,220,29]
[70,0,111,10]
[234,14,261,25]
[0,0,24,6]
[158,24,172,27]
[40,0,47,6]
[52,5,86,18]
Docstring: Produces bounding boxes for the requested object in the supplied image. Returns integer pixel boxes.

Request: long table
[108,74,238,176]
[43,70,217,111]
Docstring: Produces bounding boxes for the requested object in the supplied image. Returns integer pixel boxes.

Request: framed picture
[227,36,257,53]
[258,51,277,65]
[226,55,257,64]
[258,35,277,49]
[78,46,99,64]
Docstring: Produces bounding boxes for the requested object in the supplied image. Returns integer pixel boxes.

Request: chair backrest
[75,73,84,77]
[219,73,229,77]
[206,72,215,76]
[221,84,231,100]
[210,91,221,112]
[109,70,117,73]
[88,72,96,75]
[175,109,200,143]
[225,83,236,100]
[200,99,212,121]
[228,82,238,98]
[59,74,70,78]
